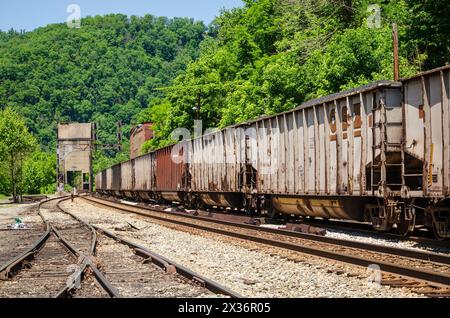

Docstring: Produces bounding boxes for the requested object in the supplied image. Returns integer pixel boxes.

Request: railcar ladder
[371,100,406,195]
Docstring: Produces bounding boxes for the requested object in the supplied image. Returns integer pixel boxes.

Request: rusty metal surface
[402,67,450,196]
[120,160,134,191]
[248,87,402,198]
[0,197,68,279]
[130,123,153,160]
[133,152,155,191]
[156,143,188,192]
[94,66,450,237]
[58,123,93,140]
[271,196,366,220]
[95,173,102,191]
[393,23,399,81]
[57,123,94,192]
[111,164,121,191]
[191,130,241,194]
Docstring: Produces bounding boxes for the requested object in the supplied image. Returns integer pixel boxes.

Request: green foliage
[404,0,450,68]
[0,14,207,153]
[144,0,448,148]
[22,151,56,194]
[0,161,10,195]
[92,150,129,175]
[0,108,37,200]
[1,2,448,160]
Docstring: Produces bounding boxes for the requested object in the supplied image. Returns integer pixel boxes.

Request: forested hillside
[0,14,207,150]
[139,0,449,150]
[0,0,448,196]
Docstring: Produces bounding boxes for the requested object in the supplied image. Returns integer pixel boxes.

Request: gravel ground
[0,234,77,298]
[96,233,217,298]
[0,203,39,226]
[324,228,450,255]
[59,199,424,298]
[261,223,449,255]
[0,203,46,267]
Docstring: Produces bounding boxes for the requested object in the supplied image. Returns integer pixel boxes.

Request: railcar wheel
[432,224,447,241]
[396,217,415,236]
[267,205,280,219]
[396,207,416,236]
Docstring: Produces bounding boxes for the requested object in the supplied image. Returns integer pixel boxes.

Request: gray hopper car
[96,65,450,239]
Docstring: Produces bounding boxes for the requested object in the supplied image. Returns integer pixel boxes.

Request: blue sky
[0,0,244,31]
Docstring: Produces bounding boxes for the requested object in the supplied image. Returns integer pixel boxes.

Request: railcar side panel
[120,160,134,191]
[95,173,102,191]
[403,68,450,196]
[134,153,154,191]
[106,167,113,190]
[111,164,121,192]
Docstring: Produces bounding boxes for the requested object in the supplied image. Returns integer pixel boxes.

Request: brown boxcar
[155,142,190,202]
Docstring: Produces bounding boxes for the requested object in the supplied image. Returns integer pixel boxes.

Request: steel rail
[54,257,90,298]
[56,198,97,255]
[95,226,243,298]
[88,261,122,298]
[57,196,240,298]
[46,197,120,298]
[85,195,450,288]
[0,196,120,298]
[296,218,450,248]
[85,195,450,265]
[0,197,68,279]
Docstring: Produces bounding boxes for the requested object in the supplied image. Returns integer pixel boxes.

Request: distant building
[130,123,153,159]
[57,123,95,192]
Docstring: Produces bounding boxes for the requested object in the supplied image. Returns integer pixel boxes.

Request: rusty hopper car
[191,80,405,228]
[400,66,450,239]
[155,142,190,203]
[95,65,450,239]
[132,152,156,200]
[191,128,246,209]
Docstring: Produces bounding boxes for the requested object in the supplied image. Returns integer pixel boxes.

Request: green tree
[22,151,56,194]
[144,0,448,148]
[0,14,207,153]
[0,108,37,202]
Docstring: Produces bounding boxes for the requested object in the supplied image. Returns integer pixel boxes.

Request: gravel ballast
[324,228,450,255]
[61,199,423,298]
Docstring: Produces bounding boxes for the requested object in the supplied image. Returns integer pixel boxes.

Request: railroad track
[293,217,450,248]
[0,196,240,298]
[0,197,88,297]
[84,195,450,298]
[0,205,47,269]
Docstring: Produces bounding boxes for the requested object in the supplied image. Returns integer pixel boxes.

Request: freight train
[96,65,450,239]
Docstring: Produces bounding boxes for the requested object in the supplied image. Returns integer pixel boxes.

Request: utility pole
[392,23,400,81]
